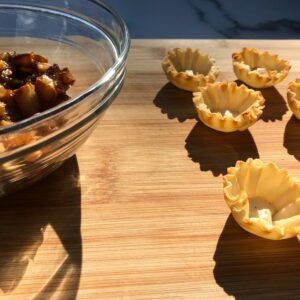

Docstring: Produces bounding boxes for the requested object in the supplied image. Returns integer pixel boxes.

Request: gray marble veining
[106,0,300,38]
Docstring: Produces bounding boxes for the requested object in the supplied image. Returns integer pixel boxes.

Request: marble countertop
[106,0,300,39]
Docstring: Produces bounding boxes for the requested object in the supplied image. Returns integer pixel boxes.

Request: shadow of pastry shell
[232,48,291,88]
[224,158,300,240]
[193,81,265,132]
[287,78,300,119]
[162,48,219,92]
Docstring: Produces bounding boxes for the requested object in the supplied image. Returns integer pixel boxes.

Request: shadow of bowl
[185,122,259,176]
[214,215,300,299]
[0,156,82,299]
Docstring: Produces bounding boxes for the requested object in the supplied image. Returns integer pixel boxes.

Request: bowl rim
[0,0,130,135]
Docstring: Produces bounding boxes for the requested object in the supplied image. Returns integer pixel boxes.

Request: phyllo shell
[232,47,291,89]
[287,78,300,119]
[161,48,219,92]
[224,158,300,240]
[192,81,265,132]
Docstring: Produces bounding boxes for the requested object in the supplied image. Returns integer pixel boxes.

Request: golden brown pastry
[193,81,265,132]
[162,48,219,92]
[224,158,300,240]
[287,78,300,119]
[232,47,291,88]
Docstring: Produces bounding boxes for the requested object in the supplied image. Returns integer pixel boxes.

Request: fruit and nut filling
[0,51,75,127]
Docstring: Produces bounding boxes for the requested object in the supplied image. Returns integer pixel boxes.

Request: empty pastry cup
[232,47,291,89]
[161,48,219,92]
[287,78,300,119]
[192,81,265,132]
[224,158,300,240]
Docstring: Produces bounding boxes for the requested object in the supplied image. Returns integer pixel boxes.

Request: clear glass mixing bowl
[0,0,130,196]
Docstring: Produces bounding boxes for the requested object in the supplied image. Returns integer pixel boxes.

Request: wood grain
[2,40,300,299]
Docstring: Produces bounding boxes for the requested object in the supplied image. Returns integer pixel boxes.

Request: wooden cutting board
[2,40,300,299]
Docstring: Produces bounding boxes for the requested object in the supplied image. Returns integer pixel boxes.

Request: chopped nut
[12,53,44,74]
[14,83,41,117]
[46,65,75,94]
[37,62,51,72]
[35,75,57,107]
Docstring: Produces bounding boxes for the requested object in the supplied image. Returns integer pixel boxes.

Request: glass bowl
[0,0,130,196]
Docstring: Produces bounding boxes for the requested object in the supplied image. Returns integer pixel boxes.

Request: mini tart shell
[287,78,300,119]
[193,81,265,132]
[232,47,291,89]
[224,159,300,240]
[161,48,219,92]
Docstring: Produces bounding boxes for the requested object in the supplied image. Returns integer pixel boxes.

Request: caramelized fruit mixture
[0,51,75,127]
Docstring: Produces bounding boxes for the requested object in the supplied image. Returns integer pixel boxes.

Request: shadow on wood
[214,215,300,300]
[260,87,288,122]
[185,122,259,176]
[283,115,300,162]
[235,80,288,122]
[0,156,82,300]
[153,82,196,122]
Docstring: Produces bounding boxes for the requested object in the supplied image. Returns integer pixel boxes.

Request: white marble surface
[106,0,300,38]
